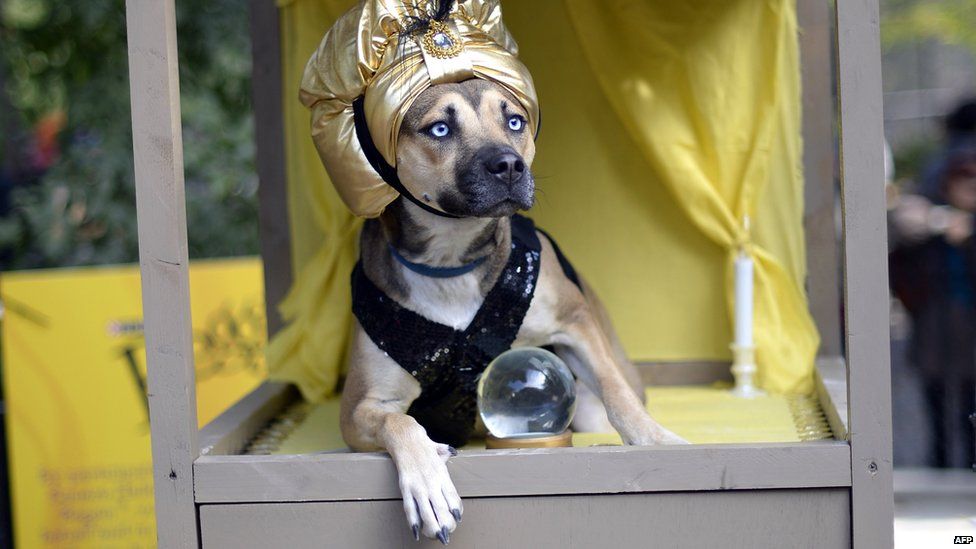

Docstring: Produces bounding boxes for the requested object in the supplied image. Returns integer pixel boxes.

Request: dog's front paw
[620,417,689,446]
[653,427,690,445]
[395,441,462,544]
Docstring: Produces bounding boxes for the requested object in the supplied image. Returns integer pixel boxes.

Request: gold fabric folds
[299,0,539,218]
[270,0,819,400]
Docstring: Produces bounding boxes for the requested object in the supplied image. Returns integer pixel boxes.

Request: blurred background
[0,0,258,268]
[882,0,976,467]
[0,1,263,547]
[0,0,975,547]
[882,3,976,544]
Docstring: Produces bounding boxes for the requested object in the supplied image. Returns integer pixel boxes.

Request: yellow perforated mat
[245,384,832,455]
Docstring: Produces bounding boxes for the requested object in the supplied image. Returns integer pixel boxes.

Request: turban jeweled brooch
[300,0,539,218]
[422,20,464,59]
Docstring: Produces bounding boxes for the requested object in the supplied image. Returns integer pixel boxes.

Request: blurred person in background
[889,144,976,468]
[919,98,976,202]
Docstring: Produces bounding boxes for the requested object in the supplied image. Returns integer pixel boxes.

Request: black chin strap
[352,96,460,219]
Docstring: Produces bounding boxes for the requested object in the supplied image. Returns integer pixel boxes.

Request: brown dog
[340,79,685,544]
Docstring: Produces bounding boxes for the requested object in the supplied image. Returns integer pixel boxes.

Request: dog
[339,78,686,544]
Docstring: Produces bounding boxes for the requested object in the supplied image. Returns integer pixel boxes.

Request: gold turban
[300,0,539,218]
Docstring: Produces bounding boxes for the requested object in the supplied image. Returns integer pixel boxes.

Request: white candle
[733,251,754,347]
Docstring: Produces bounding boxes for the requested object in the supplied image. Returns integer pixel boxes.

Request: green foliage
[880,0,976,186]
[0,0,258,269]
[892,137,940,190]
[882,0,976,56]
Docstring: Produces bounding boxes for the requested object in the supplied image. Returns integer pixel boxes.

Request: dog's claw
[437,527,450,545]
[411,524,420,541]
[451,508,462,522]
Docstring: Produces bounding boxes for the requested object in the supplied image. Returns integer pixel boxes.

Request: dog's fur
[340,79,685,543]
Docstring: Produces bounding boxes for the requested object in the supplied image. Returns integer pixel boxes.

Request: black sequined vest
[351,215,578,447]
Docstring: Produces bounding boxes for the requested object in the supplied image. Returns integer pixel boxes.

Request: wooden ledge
[194,441,851,503]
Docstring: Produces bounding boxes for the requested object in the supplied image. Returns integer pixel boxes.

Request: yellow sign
[1,257,267,548]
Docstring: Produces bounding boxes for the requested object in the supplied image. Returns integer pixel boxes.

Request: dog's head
[396,79,536,218]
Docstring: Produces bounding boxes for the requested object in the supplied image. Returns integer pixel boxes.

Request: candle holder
[730,343,764,398]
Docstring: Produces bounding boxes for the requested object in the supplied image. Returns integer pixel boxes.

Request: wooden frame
[125,2,199,547]
[799,0,842,356]
[249,0,292,336]
[835,1,895,545]
[125,0,892,547]
[199,490,853,548]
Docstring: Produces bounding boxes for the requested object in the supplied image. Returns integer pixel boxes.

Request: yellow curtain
[559,0,818,393]
[271,0,818,400]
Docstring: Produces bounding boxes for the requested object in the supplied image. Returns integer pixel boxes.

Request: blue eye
[428,122,450,138]
[508,115,524,132]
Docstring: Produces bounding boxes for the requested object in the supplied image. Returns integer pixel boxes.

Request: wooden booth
[125,0,893,547]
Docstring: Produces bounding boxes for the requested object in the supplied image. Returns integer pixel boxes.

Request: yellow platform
[245,384,832,455]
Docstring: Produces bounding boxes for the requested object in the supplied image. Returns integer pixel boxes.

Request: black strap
[352,96,460,219]
[536,227,582,291]
[514,214,582,292]
[510,214,540,251]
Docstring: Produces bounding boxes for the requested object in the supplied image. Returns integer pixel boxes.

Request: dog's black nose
[484,152,525,183]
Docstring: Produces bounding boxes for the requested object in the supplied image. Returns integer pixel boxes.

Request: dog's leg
[553,317,686,446]
[582,279,645,400]
[341,329,462,543]
[557,348,614,432]
[570,379,615,433]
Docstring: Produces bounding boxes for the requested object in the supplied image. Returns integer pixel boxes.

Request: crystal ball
[477,347,577,438]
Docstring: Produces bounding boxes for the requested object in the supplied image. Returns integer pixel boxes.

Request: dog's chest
[401,270,484,330]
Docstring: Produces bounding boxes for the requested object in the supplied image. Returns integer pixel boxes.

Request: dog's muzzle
[482,148,527,187]
[441,145,535,217]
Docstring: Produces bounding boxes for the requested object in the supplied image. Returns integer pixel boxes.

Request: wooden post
[249,0,292,337]
[835,0,894,546]
[798,0,842,356]
[125,1,200,547]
